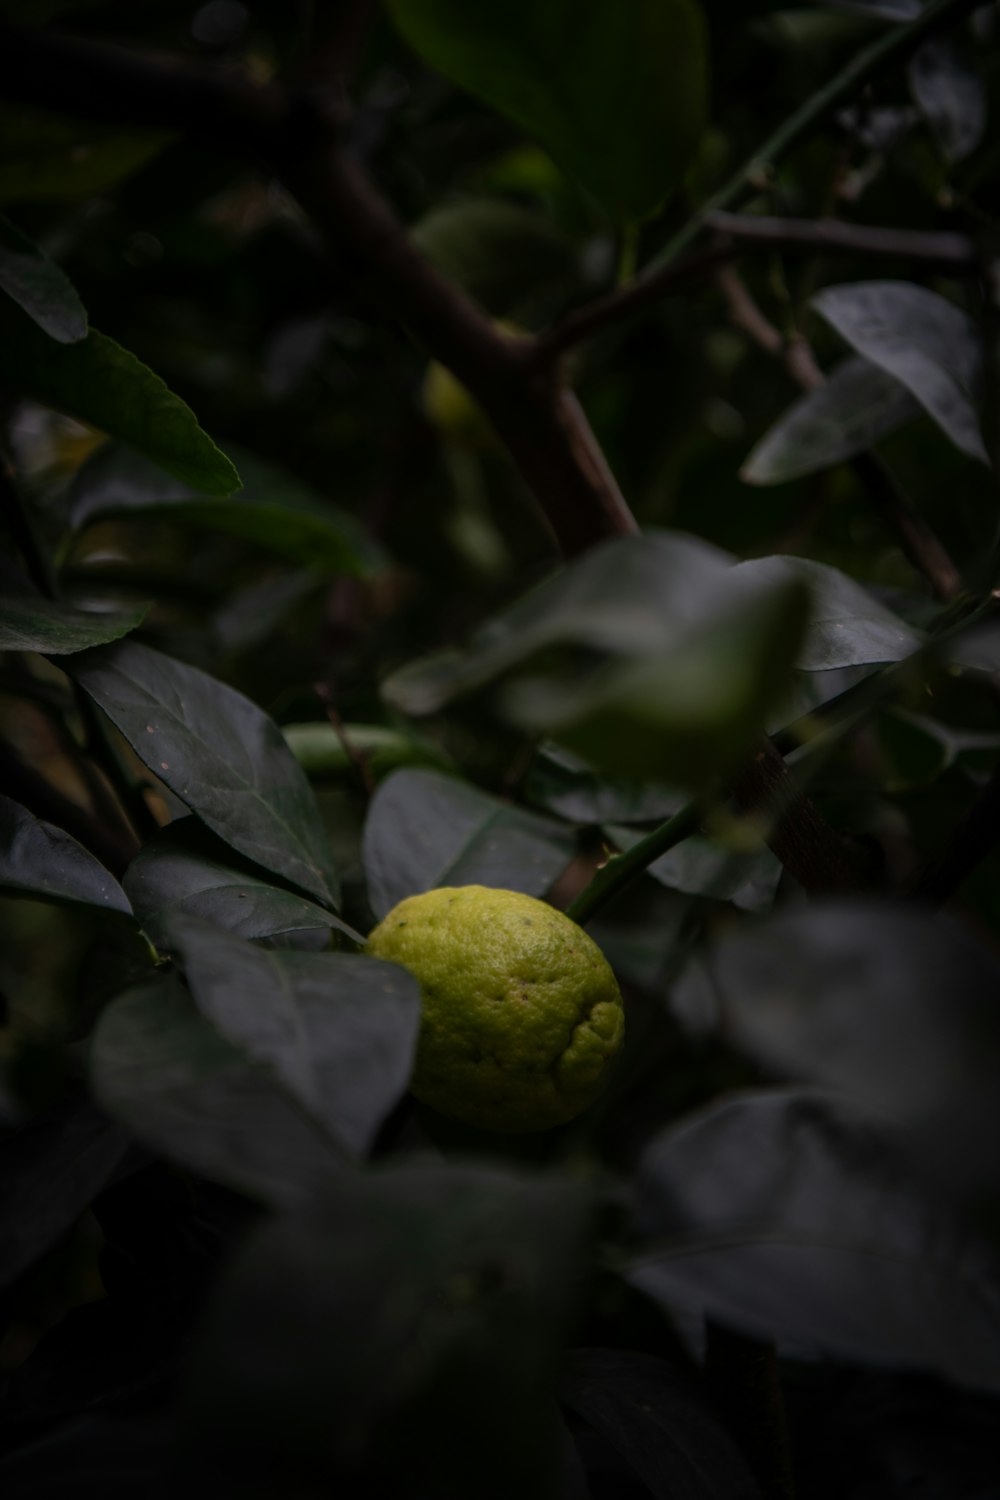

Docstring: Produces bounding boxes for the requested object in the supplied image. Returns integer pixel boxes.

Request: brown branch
[706,212,980,271]
[716,266,961,603]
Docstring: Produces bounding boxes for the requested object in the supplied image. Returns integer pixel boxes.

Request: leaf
[812,282,988,465]
[361,768,577,919]
[627,1089,1000,1393]
[733,556,923,669]
[741,355,921,485]
[123,819,363,951]
[182,1164,591,1499]
[411,198,578,315]
[504,576,811,787]
[68,641,340,909]
[824,0,920,16]
[606,822,781,913]
[282,722,452,782]
[69,442,380,576]
[0,795,131,913]
[386,0,708,223]
[0,213,86,341]
[0,295,240,496]
[0,593,146,656]
[0,104,170,204]
[523,743,683,826]
[908,35,987,164]
[560,1348,761,1500]
[0,1092,138,1292]
[684,900,1000,1185]
[163,916,420,1157]
[384,531,736,716]
[89,973,346,1207]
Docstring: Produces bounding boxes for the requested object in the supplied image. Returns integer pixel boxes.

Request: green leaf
[282,722,452,781]
[0,213,87,341]
[386,0,708,223]
[183,1164,591,1498]
[523,743,682,826]
[411,198,578,315]
[69,442,380,575]
[741,356,921,485]
[124,819,363,951]
[627,1090,1000,1393]
[0,104,171,204]
[90,972,345,1207]
[361,768,577,919]
[0,593,146,655]
[163,916,420,1157]
[0,295,240,496]
[607,820,781,912]
[0,794,131,913]
[68,641,340,909]
[812,282,988,465]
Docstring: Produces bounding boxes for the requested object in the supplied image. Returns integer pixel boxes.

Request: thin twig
[567,799,707,927]
[706,211,979,271]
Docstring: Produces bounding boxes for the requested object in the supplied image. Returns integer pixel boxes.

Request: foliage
[1,1,1000,1497]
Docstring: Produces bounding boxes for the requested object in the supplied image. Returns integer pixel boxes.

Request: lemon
[367,885,624,1133]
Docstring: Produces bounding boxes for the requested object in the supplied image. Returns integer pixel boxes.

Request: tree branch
[706,211,979,271]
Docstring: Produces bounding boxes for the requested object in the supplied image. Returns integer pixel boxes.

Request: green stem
[567,797,707,927]
[653,0,983,268]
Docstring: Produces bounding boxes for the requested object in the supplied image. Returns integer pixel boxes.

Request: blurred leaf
[0,593,146,655]
[123,819,362,951]
[182,1163,591,1499]
[561,1348,762,1500]
[0,795,131,913]
[741,356,920,485]
[504,577,811,786]
[908,35,987,164]
[824,0,920,14]
[627,1089,1000,1392]
[386,0,708,223]
[875,709,1000,791]
[523,743,683,825]
[90,972,346,1207]
[69,641,340,909]
[0,213,86,341]
[411,198,578,315]
[69,443,380,576]
[282,722,452,782]
[677,900,1000,1183]
[0,1092,137,1292]
[0,104,170,204]
[0,297,240,496]
[812,282,988,465]
[163,917,420,1158]
[607,821,781,912]
[361,767,576,919]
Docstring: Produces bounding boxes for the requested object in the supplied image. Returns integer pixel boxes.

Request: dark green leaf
[386,0,708,223]
[282,722,452,782]
[411,198,578,315]
[0,795,131,913]
[812,282,987,464]
[741,356,920,485]
[69,442,379,575]
[89,972,345,1206]
[0,296,240,495]
[0,213,86,341]
[183,1164,591,1499]
[523,743,683,825]
[606,821,781,912]
[0,593,146,655]
[69,641,340,909]
[627,1090,1000,1392]
[123,819,362,950]
[0,104,170,204]
[361,768,577,918]
[164,916,420,1156]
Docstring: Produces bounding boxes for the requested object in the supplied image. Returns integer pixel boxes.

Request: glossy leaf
[741,355,920,485]
[362,767,576,919]
[387,0,708,223]
[0,213,87,341]
[909,35,987,164]
[628,1090,1000,1392]
[812,282,988,465]
[0,795,131,913]
[124,819,362,951]
[69,641,340,908]
[163,916,420,1156]
[90,972,346,1207]
[0,593,146,655]
[524,743,683,826]
[0,295,240,496]
[607,821,781,912]
[183,1164,591,1498]
[69,442,380,576]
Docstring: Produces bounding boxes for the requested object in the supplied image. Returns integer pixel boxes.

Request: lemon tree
[367,885,624,1132]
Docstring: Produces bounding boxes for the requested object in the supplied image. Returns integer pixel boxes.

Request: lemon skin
[367,885,624,1133]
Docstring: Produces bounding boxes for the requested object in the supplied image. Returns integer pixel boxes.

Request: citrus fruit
[366,885,624,1133]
